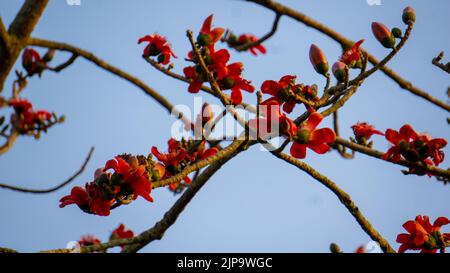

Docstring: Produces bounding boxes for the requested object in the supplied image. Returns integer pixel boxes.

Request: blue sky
[0,0,448,253]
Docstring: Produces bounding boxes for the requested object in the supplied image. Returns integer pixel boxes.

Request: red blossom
[238,34,266,56]
[183,47,254,104]
[249,99,297,140]
[59,186,90,212]
[261,75,318,114]
[22,48,43,75]
[290,112,336,159]
[78,235,101,247]
[110,223,134,242]
[104,156,154,203]
[197,14,225,46]
[396,215,450,253]
[351,122,384,142]
[382,125,447,174]
[9,98,55,136]
[340,39,365,67]
[138,33,177,65]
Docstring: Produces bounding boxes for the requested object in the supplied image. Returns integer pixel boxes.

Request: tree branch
[244,0,450,113]
[0,147,94,193]
[0,0,49,91]
[334,137,450,180]
[28,38,193,129]
[233,13,282,52]
[432,52,450,74]
[270,150,396,253]
[40,140,248,253]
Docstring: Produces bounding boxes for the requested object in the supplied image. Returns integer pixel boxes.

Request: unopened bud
[309,44,329,75]
[372,22,396,49]
[402,6,416,25]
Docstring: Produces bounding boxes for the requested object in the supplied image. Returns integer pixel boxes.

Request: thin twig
[432,52,450,74]
[233,13,281,52]
[0,147,94,193]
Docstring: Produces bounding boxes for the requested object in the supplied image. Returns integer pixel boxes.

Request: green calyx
[381,34,396,49]
[295,129,311,144]
[197,33,211,46]
[314,62,329,75]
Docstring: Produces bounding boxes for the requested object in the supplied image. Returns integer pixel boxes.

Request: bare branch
[0,147,94,193]
[270,150,396,253]
[232,13,281,52]
[432,52,450,74]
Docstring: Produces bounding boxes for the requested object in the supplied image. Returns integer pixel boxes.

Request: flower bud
[332,61,347,82]
[309,44,329,75]
[371,22,396,48]
[402,6,416,25]
[42,49,55,63]
[201,102,214,123]
[392,27,402,39]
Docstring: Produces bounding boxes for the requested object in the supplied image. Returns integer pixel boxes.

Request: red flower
[351,122,384,143]
[183,65,205,93]
[59,186,90,212]
[197,14,225,46]
[383,125,447,169]
[372,22,396,49]
[383,124,418,163]
[138,33,177,65]
[238,34,266,56]
[396,215,450,253]
[9,98,33,114]
[22,48,43,75]
[104,156,154,203]
[9,98,55,136]
[218,62,255,105]
[110,223,134,242]
[261,75,297,113]
[78,235,101,247]
[85,182,113,216]
[309,44,329,75]
[249,99,297,140]
[340,39,365,67]
[290,112,336,159]
[152,141,187,169]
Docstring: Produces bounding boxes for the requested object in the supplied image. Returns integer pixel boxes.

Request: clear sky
[0,0,448,253]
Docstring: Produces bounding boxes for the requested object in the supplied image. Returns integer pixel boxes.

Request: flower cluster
[260,75,319,113]
[138,33,177,65]
[249,98,297,140]
[22,48,55,76]
[152,138,218,193]
[183,15,255,104]
[110,223,134,242]
[382,124,447,176]
[223,32,267,56]
[351,122,384,147]
[60,155,165,216]
[78,235,101,248]
[397,215,449,253]
[9,98,62,138]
